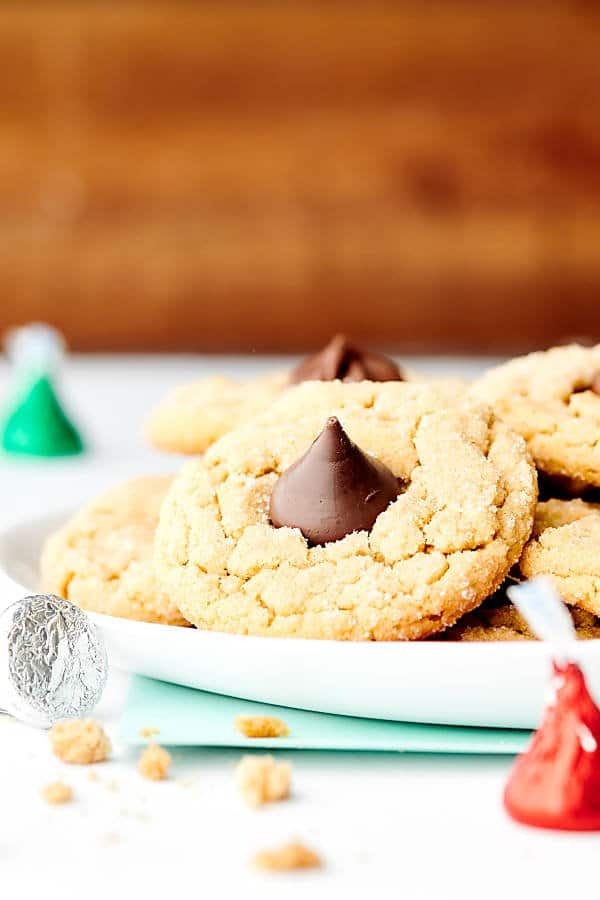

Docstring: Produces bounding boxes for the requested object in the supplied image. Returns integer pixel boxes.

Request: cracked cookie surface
[472,344,600,487]
[155,381,536,640]
[145,373,287,455]
[41,476,188,625]
[520,498,600,616]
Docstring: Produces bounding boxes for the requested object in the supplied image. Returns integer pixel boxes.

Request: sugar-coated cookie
[155,381,536,640]
[145,373,287,455]
[472,344,600,488]
[145,335,406,455]
[519,498,600,616]
[41,476,188,625]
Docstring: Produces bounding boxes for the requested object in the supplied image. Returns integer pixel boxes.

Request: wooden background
[2,1,600,353]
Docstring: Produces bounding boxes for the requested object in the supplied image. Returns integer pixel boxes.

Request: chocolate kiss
[504,661,600,831]
[288,334,404,385]
[269,416,400,545]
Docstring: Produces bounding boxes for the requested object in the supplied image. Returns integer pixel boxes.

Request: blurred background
[2,1,600,355]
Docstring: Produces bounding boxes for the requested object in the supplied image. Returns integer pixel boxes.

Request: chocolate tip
[323,416,350,447]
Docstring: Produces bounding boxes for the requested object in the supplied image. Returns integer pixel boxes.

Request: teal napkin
[120,676,530,754]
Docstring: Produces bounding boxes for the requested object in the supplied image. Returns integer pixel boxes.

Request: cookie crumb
[235,754,291,806]
[138,741,171,781]
[41,781,73,805]
[99,832,120,847]
[49,719,111,765]
[251,841,322,872]
[177,776,199,789]
[139,727,160,738]
[234,715,289,738]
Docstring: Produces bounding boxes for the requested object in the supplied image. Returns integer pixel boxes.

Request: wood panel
[1,2,600,352]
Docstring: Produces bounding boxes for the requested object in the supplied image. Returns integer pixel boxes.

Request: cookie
[519,498,600,616]
[443,589,600,641]
[145,335,405,455]
[471,344,600,488]
[40,476,188,625]
[154,381,536,640]
[145,373,287,455]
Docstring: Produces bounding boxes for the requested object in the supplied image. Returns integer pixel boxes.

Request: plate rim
[2,505,600,653]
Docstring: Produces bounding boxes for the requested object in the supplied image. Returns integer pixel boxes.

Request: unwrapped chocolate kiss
[269,416,400,545]
[288,334,403,385]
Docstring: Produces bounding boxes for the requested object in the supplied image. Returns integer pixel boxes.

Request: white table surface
[0,353,597,900]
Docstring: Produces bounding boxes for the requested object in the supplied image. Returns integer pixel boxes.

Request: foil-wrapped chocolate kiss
[0,593,107,728]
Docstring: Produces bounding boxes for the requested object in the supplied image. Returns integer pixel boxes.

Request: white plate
[1,510,599,729]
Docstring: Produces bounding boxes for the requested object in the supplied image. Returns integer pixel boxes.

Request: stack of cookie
[40,339,600,642]
[454,344,600,641]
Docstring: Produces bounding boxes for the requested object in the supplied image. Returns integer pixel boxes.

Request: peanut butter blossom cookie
[145,334,404,455]
[41,476,188,626]
[145,374,287,455]
[155,381,536,640]
[520,498,600,616]
[472,344,600,488]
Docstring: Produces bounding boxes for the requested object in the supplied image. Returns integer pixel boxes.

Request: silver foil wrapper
[0,593,108,728]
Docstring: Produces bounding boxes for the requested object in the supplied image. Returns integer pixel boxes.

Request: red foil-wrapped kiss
[504,660,600,831]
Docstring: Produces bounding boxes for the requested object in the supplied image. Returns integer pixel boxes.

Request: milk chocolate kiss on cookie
[288,334,404,385]
[269,417,401,545]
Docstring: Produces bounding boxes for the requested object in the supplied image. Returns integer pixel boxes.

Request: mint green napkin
[120,676,530,754]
